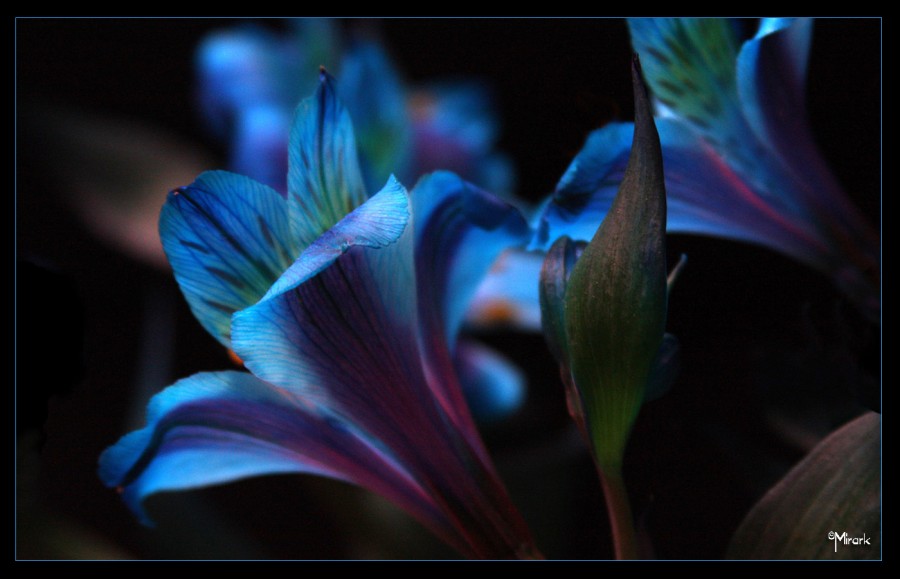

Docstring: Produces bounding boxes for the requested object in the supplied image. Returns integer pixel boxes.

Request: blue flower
[197,21,528,419]
[99,73,540,559]
[196,19,513,197]
[534,18,879,321]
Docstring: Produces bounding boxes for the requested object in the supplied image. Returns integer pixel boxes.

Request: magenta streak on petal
[698,140,833,262]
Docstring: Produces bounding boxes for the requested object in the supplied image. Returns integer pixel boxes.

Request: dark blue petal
[159,170,294,346]
[535,119,833,264]
[413,171,531,346]
[287,71,368,250]
[338,40,412,192]
[98,371,443,533]
[531,122,633,250]
[737,19,878,244]
[454,340,525,423]
[411,172,531,436]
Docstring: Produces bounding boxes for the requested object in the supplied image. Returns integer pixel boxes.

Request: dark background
[15,18,880,560]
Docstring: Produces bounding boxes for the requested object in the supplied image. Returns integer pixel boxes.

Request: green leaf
[563,55,668,471]
[727,412,881,560]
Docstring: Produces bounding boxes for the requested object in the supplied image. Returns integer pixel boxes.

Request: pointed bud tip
[630,52,651,112]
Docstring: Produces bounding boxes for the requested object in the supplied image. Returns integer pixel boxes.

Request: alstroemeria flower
[99,73,540,559]
[196,18,513,197]
[197,20,526,419]
[534,18,879,321]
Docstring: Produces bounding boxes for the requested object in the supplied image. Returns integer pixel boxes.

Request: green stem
[598,466,637,560]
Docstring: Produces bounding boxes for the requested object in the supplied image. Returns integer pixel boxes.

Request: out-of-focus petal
[454,340,526,423]
[339,40,412,192]
[467,249,545,332]
[159,170,294,346]
[230,105,292,193]
[196,26,293,135]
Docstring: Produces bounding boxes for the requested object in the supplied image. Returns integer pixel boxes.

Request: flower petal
[531,122,633,251]
[454,340,526,423]
[627,18,742,137]
[413,171,531,348]
[338,40,412,192]
[534,119,833,265]
[195,26,296,136]
[287,70,368,250]
[98,371,441,532]
[466,249,545,332]
[408,83,513,195]
[159,170,294,346]
[231,184,536,558]
[230,104,292,193]
[411,171,531,430]
[262,176,410,300]
[231,179,419,418]
[736,19,878,247]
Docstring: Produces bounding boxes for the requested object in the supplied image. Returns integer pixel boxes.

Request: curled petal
[232,178,416,413]
[531,123,633,251]
[262,176,409,300]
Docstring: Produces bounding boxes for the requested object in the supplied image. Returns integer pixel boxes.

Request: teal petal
[159,170,294,346]
[287,70,368,250]
[628,18,742,139]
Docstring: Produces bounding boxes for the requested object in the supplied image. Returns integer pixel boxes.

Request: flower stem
[598,466,637,560]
